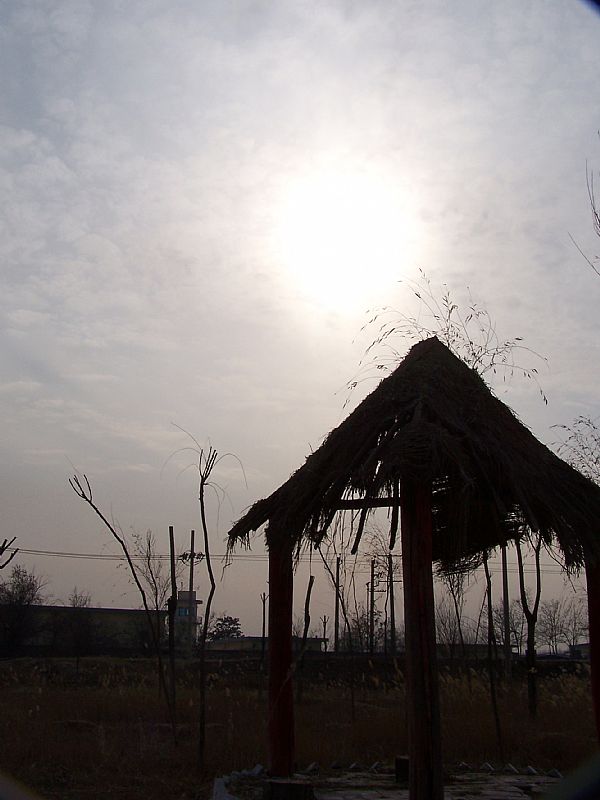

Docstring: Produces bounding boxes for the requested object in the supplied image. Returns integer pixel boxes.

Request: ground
[0,657,595,799]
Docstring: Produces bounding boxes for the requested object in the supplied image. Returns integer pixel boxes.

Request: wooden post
[501,544,511,679]
[369,559,375,654]
[268,536,295,776]
[334,556,340,652]
[261,591,268,672]
[585,555,600,743]
[401,479,443,800]
[167,525,178,717]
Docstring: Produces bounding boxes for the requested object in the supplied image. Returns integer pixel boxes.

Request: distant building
[0,604,167,657]
[174,590,202,648]
[569,642,591,660]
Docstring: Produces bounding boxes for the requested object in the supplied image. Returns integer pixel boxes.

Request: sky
[1,0,600,635]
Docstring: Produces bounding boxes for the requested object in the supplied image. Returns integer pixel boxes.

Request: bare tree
[67,587,93,670]
[169,438,245,770]
[195,448,219,769]
[317,538,359,720]
[69,587,91,608]
[562,594,588,650]
[438,568,474,675]
[0,565,44,606]
[291,614,307,638]
[492,598,526,656]
[515,531,543,717]
[340,601,385,653]
[69,474,176,741]
[538,598,566,655]
[435,594,460,661]
[364,525,402,654]
[0,565,45,652]
[130,528,182,644]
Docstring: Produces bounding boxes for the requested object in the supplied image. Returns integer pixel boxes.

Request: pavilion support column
[401,478,443,800]
[268,534,295,777]
[585,554,600,743]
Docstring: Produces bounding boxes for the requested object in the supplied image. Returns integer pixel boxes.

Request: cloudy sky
[1,0,599,632]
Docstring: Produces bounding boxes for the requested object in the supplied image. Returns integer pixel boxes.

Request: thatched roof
[228,337,600,568]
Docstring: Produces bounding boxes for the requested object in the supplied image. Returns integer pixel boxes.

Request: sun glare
[273,167,414,311]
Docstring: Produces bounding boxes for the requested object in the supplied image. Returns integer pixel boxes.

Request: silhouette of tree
[208,614,243,640]
[0,565,45,652]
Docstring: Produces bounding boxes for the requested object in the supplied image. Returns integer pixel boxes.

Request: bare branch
[0,537,18,570]
[352,270,548,405]
[554,416,600,485]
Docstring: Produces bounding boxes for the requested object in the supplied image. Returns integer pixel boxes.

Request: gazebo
[228,337,600,799]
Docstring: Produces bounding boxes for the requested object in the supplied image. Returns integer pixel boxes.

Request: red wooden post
[268,535,295,776]
[585,556,600,742]
[401,479,443,800]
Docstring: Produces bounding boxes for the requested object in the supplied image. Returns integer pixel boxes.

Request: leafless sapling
[69,473,177,741]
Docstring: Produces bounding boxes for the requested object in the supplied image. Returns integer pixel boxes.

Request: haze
[1,1,599,632]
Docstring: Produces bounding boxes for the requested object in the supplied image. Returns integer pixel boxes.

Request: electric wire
[6,547,568,575]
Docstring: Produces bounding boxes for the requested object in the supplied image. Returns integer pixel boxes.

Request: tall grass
[0,658,596,799]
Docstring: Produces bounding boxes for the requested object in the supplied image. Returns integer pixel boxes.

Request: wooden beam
[268,536,295,776]
[401,478,443,800]
[334,496,400,510]
[585,556,600,743]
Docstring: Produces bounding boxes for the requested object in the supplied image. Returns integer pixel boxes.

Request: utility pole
[389,552,396,656]
[187,529,195,656]
[334,556,340,652]
[369,559,375,654]
[167,525,178,721]
[321,614,329,651]
[501,544,511,679]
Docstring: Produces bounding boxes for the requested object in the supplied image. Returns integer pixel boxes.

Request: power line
[7,547,570,575]
[9,547,268,562]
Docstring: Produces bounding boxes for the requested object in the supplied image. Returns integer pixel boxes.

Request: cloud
[0,379,42,395]
[1,0,600,620]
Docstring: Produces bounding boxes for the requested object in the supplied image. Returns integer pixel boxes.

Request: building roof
[228,337,600,569]
[33,605,166,617]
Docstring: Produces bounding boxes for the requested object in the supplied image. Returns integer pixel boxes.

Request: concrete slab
[216,768,561,800]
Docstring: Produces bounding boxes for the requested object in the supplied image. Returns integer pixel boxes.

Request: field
[0,657,596,800]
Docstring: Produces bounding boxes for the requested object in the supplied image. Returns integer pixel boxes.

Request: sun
[272,166,415,311]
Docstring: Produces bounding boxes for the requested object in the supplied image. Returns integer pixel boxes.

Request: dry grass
[0,658,596,799]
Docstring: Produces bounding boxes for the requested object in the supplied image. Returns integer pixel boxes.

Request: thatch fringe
[228,338,600,569]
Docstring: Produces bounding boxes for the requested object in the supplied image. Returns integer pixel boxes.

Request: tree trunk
[525,626,537,718]
[401,478,443,800]
[515,535,541,718]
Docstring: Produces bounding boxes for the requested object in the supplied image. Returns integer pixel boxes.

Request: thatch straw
[228,337,600,569]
